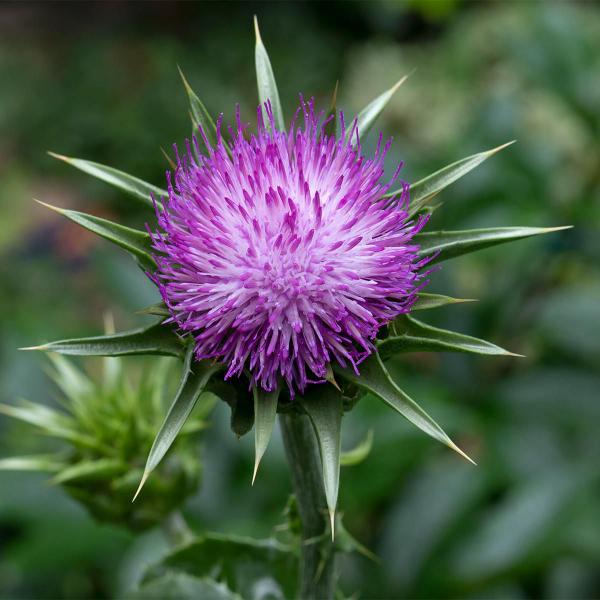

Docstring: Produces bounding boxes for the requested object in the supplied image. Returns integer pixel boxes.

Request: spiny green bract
[0,352,214,531]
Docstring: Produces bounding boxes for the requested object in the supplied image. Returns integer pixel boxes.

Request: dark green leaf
[348,75,408,143]
[416,226,571,264]
[158,532,295,600]
[35,200,156,271]
[23,322,184,358]
[298,385,343,536]
[252,386,280,484]
[254,16,285,132]
[334,352,473,463]
[384,141,515,214]
[48,152,166,209]
[230,390,254,439]
[379,314,519,359]
[412,293,476,311]
[452,468,591,581]
[134,346,222,500]
[341,430,373,467]
[127,573,241,600]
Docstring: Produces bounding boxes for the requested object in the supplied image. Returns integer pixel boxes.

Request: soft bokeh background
[1,1,599,598]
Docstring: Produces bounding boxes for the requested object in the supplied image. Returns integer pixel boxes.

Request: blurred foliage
[0,1,599,599]
[0,352,209,532]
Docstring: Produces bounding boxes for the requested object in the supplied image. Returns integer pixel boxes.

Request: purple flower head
[150,100,430,395]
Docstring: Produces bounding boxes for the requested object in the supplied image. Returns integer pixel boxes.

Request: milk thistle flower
[150,102,429,395]
[21,17,570,599]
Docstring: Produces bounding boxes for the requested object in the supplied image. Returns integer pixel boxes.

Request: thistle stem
[280,412,336,600]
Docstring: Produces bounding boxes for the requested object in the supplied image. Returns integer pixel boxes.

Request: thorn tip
[329,509,335,540]
[253,15,261,43]
[132,471,149,503]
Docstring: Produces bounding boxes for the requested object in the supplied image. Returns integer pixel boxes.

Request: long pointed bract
[133,346,223,501]
[252,386,280,484]
[35,200,156,271]
[254,16,285,132]
[48,152,166,209]
[335,352,475,464]
[22,322,184,358]
[348,74,410,143]
[417,226,573,264]
[298,386,343,539]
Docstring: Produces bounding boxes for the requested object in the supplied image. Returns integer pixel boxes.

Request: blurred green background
[1,1,599,598]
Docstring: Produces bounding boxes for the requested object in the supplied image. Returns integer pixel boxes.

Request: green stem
[280,412,336,600]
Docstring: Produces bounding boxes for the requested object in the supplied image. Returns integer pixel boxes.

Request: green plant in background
[10,16,573,600]
[0,346,208,532]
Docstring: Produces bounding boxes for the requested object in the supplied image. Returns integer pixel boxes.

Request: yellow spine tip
[329,509,335,540]
[132,471,149,503]
[450,441,477,466]
[33,199,59,212]
[489,140,517,155]
[253,15,262,43]
[47,151,68,161]
[545,225,573,232]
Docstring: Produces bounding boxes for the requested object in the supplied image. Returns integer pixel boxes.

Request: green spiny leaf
[417,226,572,264]
[53,458,125,485]
[0,400,107,451]
[348,74,409,143]
[48,152,166,209]
[334,352,474,464]
[0,399,75,433]
[412,293,476,311]
[298,385,343,538]
[0,455,65,473]
[22,322,184,358]
[254,16,285,132]
[252,386,280,484]
[46,353,94,402]
[340,430,373,467]
[126,573,242,600]
[384,141,515,214]
[134,345,223,500]
[379,314,520,359]
[35,200,156,271]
